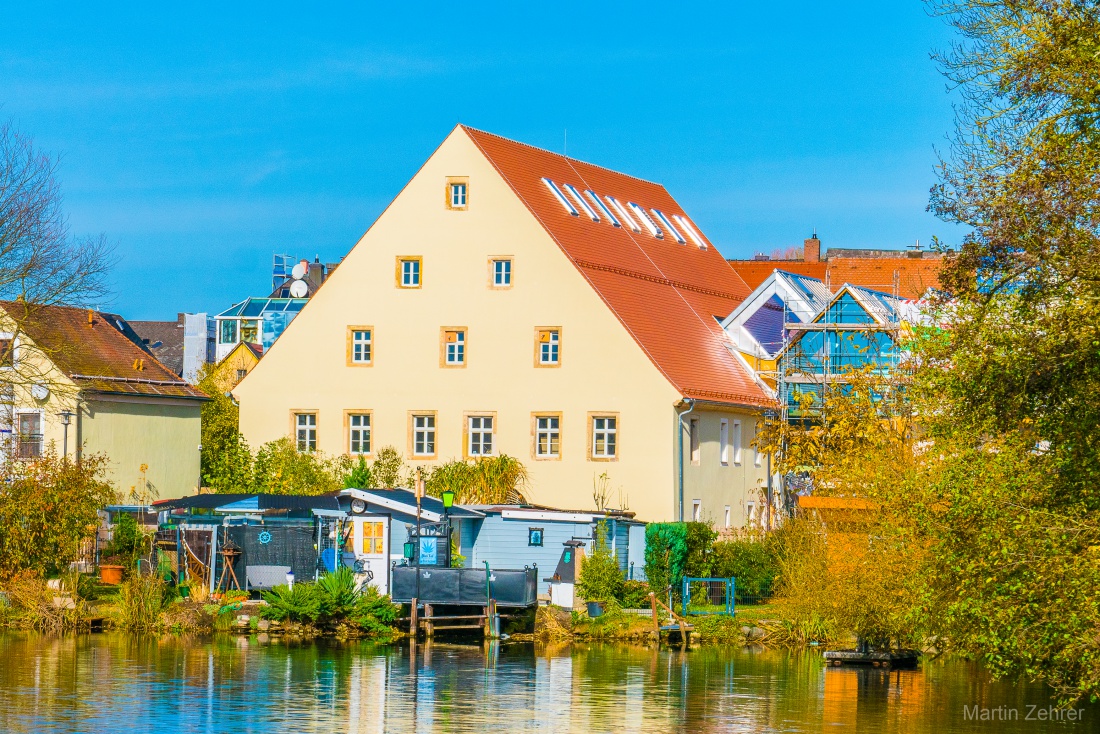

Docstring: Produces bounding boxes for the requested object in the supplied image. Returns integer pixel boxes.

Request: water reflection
[0,632,1092,733]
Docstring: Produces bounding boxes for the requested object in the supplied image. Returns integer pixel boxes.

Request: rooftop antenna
[908,239,922,251]
[564,129,568,156]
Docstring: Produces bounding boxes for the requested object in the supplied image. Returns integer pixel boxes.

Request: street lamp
[57,410,75,460]
[440,489,455,568]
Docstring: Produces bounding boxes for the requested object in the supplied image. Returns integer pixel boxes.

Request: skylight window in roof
[563,184,599,221]
[542,178,578,216]
[584,191,620,227]
[653,210,686,244]
[673,215,706,249]
[606,197,640,232]
[629,203,663,238]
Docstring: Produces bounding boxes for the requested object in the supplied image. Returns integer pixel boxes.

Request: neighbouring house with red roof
[728,234,944,300]
[0,301,208,500]
[235,126,777,526]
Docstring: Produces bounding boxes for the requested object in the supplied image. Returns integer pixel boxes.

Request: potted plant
[99,555,124,585]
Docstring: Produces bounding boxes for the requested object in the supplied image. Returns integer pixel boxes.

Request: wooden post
[649,592,660,641]
[424,603,434,638]
[410,598,418,637]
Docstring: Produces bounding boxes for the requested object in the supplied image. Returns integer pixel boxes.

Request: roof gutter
[676,398,696,523]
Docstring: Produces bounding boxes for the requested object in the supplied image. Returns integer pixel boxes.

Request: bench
[245,565,292,591]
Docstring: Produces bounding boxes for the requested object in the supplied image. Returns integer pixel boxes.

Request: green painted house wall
[78,395,201,500]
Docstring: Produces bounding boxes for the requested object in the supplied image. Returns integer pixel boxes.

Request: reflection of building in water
[823,668,926,728]
[348,656,389,734]
[536,651,574,731]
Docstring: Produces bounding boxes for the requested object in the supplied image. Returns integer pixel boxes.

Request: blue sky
[1,2,959,319]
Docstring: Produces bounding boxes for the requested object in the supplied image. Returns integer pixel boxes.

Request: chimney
[804,233,821,263]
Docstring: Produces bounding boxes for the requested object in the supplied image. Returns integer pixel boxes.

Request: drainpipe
[676,399,696,522]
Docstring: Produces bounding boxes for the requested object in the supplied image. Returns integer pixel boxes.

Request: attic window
[653,210,686,244]
[606,196,640,232]
[585,191,620,227]
[629,203,663,238]
[674,215,707,249]
[563,184,599,222]
[541,178,578,216]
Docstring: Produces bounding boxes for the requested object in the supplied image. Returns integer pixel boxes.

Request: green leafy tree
[369,446,406,488]
[577,520,624,603]
[196,363,252,492]
[424,455,529,504]
[251,437,350,495]
[0,449,117,580]
[343,456,372,489]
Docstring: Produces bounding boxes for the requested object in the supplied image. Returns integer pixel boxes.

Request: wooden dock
[823,650,919,668]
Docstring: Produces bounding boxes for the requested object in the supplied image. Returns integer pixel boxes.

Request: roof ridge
[459,125,662,187]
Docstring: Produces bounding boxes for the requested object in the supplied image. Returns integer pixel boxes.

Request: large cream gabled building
[235,126,775,524]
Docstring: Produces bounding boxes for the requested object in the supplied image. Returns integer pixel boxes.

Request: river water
[0,632,1093,733]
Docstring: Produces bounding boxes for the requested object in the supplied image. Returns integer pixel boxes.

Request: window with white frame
[351,329,372,364]
[754,423,762,467]
[720,419,730,465]
[692,499,702,522]
[492,259,512,287]
[468,415,494,456]
[733,420,743,464]
[349,414,371,454]
[413,414,436,456]
[537,329,560,365]
[295,413,317,452]
[15,412,42,459]
[450,182,467,208]
[399,258,421,288]
[591,416,617,458]
[535,415,560,458]
[746,501,756,527]
[724,505,732,528]
[689,418,700,464]
[219,319,238,345]
[444,329,466,365]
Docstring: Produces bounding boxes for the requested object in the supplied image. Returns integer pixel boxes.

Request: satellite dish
[291,262,308,280]
[289,280,309,297]
[31,384,49,401]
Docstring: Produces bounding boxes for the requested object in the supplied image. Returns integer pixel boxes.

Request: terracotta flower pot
[99,565,124,585]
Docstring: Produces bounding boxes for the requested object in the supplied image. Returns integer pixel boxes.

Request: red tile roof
[462,126,770,407]
[728,256,942,300]
[1,301,208,400]
[726,261,828,291]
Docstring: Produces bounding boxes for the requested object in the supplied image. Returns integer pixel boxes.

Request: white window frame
[692,499,702,522]
[349,413,371,455]
[606,196,640,232]
[585,190,620,227]
[720,418,730,466]
[628,202,663,238]
[689,418,700,464]
[673,214,707,249]
[14,409,44,460]
[652,210,686,244]
[724,505,731,529]
[295,413,317,452]
[413,414,436,456]
[467,415,495,457]
[538,330,560,365]
[401,259,421,287]
[351,330,372,364]
[591,416,617,459]
[445,330,466,365]
[535,415,560,458]
[746,501,756,528]
[450,182,467,208]
[492,259,512,287]
[754,423,762,467]
[563,184,599,221]
[542,178,578,216]
[733,420,743,465]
